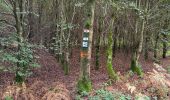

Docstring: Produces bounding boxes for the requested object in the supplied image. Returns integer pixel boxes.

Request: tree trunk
[106,31,118,81]
[154,33,159,58]
[131,19,144,77]
[144,32,149,60]
[162,34,167,58]
[95,18,102,70]
[13,0,25,84]
[130,0,149,76]
[64,45,69,75]
[95,35,100,70]
[28,0,34,39]
[77,0,95,93]
[162,14,169,59]
[87,0,95,76]
[136,19,145,61]
[112,26,118,58]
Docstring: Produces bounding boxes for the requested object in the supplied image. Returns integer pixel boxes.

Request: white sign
[83,37,89,41]
[84,29,90,33]
[83,42,88,47]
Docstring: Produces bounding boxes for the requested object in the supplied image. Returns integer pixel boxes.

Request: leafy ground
[0,48,170,99]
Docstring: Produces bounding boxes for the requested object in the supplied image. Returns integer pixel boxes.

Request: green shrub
[135,95,150,100]
[4,96,13,100]
[89,89,131,100]
[119,94,131,100]
[88,89,114,100]
[112,91,131,100]
[0,33,40,84]
[75,88,132,100]
[75,95,82,100]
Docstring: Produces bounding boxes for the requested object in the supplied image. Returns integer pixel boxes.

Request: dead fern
[2,83,35,100]
[42,83,71,100]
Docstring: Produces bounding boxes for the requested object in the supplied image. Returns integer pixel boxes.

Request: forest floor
[0,48,170,100]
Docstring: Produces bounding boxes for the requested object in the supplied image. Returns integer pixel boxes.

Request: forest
[0,0,170,100]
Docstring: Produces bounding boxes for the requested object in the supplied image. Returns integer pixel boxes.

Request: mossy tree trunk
[106,18,119,81]
[162,16,169,59]
[131,51,143,76]
[130,0,149,76]
[77,0,95,93]
[106,31,119,81]
[162,33,167,58]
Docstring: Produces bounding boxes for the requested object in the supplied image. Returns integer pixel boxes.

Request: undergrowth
[0,33,40,84]
[75,89,132,100]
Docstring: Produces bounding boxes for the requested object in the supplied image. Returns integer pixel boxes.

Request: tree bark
[106,19,119,80]
[162,34,167,58]
[28,0,34,39]
[77,0,95,93]
[154,33,159,58]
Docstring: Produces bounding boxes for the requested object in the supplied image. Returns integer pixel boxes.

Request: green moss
[136,65,143,77]
[130,58,143,77]
[84,19,91,29]
[106,32,119,81]
[77,77,92,93]
[131,58,136,72]
[4,96,13,100]
[106,62,119,81]
[64,61,69,75]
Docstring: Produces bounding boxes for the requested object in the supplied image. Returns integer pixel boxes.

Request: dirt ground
[0,48,170,99]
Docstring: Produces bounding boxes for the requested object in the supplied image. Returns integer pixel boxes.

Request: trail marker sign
[81,29,89,58]
[82,29,89,50]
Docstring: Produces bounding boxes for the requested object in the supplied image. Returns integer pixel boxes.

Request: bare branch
[0,12,13,16]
